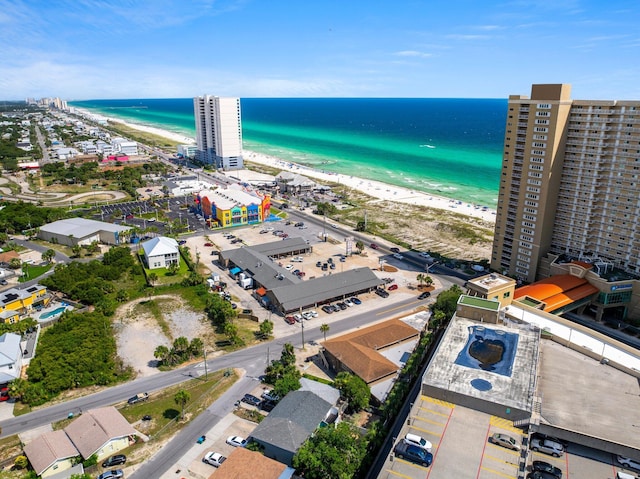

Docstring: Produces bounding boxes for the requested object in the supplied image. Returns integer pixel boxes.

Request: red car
[0,387,9,402]
[388,284,398,291]
[204,242,213,247]
[370,243,379,250]
[285,316,296,325]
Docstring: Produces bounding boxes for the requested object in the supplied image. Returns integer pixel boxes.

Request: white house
[112,137,138,156]
[141,237,180,270]
[0,332,22,383]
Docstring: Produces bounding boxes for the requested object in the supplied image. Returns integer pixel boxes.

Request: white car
[403,433,432,452]
[393,253,404,260]
[203,452,226,467]
[618,456,640,470]
[419,252,431,258]
[226,435,247,447]
[293,313,304,322]
[309,310,319,318]
[291,256,304,262]
[285,264,294,271]
[302,312,313,320]
[344,299,353,307]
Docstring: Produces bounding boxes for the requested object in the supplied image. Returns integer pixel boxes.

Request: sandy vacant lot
[115,295,212,378]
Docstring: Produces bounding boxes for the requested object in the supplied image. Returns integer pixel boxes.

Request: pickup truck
[127,392,149,405]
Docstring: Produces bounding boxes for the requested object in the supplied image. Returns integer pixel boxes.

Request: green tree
[174,389,191,420]
[42,248,56,264]
[167,262,179,275]
[293,422,366,479]
[115,289,129,302]
[189,337,204,357]
[259,319,273,339]
[9,257,21,269]
[355,240,364,253]
[320,323,330,342]
[14,455,28,469]
[71,244,82,257]
[425,275,434,287]
[334,372,370,413]
[223,322,240,344]
[205,294,236,325]
[148,272,158,286]
[8,378,28,401]
[154,345,170,365]
[280,342,296,366]
[273,370,301,399]
[416,273,426,288]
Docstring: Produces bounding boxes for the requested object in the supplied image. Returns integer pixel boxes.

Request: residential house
[23,430,80,478]
[64,407,137,461]
[0,332,22,382]
[0,285,50,325]
[141,237,180,270]
[213,448,295,479]
[249,386,340,466]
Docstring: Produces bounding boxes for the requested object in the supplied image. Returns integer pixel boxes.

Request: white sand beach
[82,112,496,224]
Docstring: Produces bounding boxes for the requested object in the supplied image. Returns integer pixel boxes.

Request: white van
[616,472,636,479]
[403,433,432,452]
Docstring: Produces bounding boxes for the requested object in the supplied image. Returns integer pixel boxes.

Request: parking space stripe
[416,406,450,417]
[424,400,455,479]
[481,466,517,479]
[484,453,519,464]
[420,395,455,408]
[487,444,520,456]
[393,458,429,470]
[410,415,446,427]
[384,469,413,479]
[408,424,442,439]
[489,416,522,434]
[476,420,493,479]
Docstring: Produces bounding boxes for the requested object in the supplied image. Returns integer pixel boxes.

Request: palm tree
[416,273,426,288]
[148,272,158,286]
[41,248,56,264]
[425,275,434,287]
[174,389,191,420]
[154,345,169,365]
[320,323,330,342]
[355,240,364,253]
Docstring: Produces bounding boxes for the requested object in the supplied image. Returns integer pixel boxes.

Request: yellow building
[0,284,50,324]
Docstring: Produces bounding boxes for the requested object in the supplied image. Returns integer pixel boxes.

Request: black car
[260,400,277,412]
[241,394,261,407]
[375,288,389,298]
[532,461,562,478]
[418,291,431,300]
[321,305,333,314]
[102,455,126,468]
[390,247,400,253]
[337,302,347,310]
[393,442,433,467]
[526,472,558,479]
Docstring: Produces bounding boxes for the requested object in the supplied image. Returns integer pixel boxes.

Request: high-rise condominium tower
[193,95,243,170]
[491,84,640,283]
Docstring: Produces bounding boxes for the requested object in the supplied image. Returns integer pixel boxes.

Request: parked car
[260,400,277,412]
[388,284,398,291]
[490,433,521,451]
[0,279,7,286]
[125,214,133,219]
[337,302,347,310]
[370,243,379,249]
[226,435,247,447]
[390,247,400,253]
[532,460,562,478]
[316,261,323,267]
[350,297,362,305]
[102,455,126,468]
[344,299,353,307]
[97,470,123,479]
[393,442,433,467]
[617,456,640,470]
[308,310,319,318]
[302,312,313,320]
[322,305,333,314]
[291,256,304,262]
[241,394,261,407]
[526,472,558,479]
[285,316,296,325]
[285,264,294,271]
[203,451,226,467]
[530,438,564,457]
[261,390,280,402]
[403,433,432,452]
[204,242,213,247]
[418,291,431,300]
[375,288,389,298]
[294,313,304,322]
[127,392,149,404]
[0,387,9,402]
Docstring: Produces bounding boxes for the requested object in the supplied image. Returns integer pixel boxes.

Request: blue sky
[1,0,639,100]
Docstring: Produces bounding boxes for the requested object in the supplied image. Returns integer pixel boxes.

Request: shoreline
[75,109,496,224]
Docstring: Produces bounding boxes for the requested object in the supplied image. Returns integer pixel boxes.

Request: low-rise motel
[193,186,271,228]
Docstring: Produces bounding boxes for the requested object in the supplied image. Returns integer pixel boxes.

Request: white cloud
[394,50,433,58]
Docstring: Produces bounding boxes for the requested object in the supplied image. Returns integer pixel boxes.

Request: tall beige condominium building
[491,84,640,283]
[193,95,243,170]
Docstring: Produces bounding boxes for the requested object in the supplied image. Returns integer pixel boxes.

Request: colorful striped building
[194,185,271,228]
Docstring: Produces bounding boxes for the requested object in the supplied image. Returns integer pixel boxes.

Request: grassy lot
[18,263,52,282]
[0,434,23,469]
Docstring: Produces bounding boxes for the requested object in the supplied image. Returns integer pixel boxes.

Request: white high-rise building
[193,95,243,170]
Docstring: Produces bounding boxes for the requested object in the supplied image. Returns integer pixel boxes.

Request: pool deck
[36,303,73,322]
[422,317,540,417]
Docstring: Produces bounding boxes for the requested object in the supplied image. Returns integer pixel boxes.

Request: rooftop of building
[458,295,501,311]
[514,274,599,313]
[467,273,515,291]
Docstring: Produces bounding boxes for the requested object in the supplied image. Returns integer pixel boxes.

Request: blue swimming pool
[455,325,519,377]
[40,306,67,320]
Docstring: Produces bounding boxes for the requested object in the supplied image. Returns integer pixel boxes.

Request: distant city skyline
[1,0,639,100]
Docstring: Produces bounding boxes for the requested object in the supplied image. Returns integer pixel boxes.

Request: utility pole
[203,348,208,379]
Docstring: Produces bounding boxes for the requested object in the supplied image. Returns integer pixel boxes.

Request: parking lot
[377,395,630,479]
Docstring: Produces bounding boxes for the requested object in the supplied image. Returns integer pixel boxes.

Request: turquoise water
[40,306,66,319]
[69,98,506,207]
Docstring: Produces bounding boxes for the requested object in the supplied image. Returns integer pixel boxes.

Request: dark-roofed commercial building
[249,388,339,466]
[219,239,381,314]
[38,218,131,246]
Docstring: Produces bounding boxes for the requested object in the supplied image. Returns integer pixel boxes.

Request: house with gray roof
[38,218,131,247]
[141,236,180,269]
[0,332,22,383]
[249,387,340,466]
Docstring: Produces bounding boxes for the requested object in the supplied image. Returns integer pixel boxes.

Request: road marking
[489,416,522,434]
[411,416,446,427]
[417,406,450,417]
[420,395,455,408]
[487,443,520,456]
[484,453,519,465]
[393,458,429,470]
[529,452,565,464]
[384,469,413,479]
[408,424,442,439]
[481,466,518,479]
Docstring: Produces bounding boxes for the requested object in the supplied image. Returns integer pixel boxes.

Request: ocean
[68,98,507,207]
